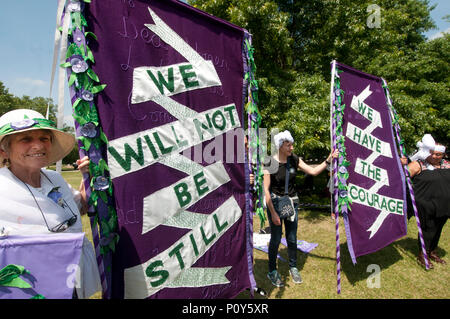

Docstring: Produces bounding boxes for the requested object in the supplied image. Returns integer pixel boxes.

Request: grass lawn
[246,209,449,299]
[62,171,450,299]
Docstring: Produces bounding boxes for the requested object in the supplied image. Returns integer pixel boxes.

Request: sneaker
[267,270,284,287]
[289,267,303,284]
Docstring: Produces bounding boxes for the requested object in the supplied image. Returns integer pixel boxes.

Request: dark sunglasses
[50,215,78,233]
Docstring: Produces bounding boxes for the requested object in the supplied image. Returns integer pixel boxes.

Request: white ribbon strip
[48,0,67,119]
[107,103,240,179]
[142,161,230,235]
[124,196,241,298]
[167,266,231,289]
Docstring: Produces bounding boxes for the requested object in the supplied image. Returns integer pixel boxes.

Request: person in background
[405,136,449,269]
[0,109,101,298]
[263,130,337,287]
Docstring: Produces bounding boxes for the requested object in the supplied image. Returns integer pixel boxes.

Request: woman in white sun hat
[0,109,101,298]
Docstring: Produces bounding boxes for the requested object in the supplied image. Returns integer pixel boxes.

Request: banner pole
[381,78,430,270]
[329,60,341,294]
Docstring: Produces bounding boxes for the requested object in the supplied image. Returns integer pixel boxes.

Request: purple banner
[85,0,251,298]
[0,233,84,299]
[333,62,408,259]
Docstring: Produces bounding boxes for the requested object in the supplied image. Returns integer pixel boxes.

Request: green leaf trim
[63,1,119,259]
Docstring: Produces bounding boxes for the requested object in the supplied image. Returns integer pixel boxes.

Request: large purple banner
[85,0,252,298]
[332,62,408,260]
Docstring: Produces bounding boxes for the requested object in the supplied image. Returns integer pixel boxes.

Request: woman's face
[5,130,53,171]
[279,140,294,157]
[427,150,444,166]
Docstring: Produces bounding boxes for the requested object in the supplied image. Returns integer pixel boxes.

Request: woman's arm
[263,170,281,226]
[407,161,421,178]
[298,149,338,176]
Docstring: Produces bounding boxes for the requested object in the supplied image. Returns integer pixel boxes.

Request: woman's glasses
[49,214,78,233]
[22,175,78,233]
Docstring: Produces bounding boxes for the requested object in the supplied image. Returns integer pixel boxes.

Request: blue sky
[0,1,448,127]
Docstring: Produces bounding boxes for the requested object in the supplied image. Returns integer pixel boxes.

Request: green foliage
[0,81,57,122]
[189,0,449,155]
[366,34,450,150]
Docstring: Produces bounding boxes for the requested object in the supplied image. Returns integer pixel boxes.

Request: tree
[366,33,450,150]
[0,81,58,122]
[189,0,448,155]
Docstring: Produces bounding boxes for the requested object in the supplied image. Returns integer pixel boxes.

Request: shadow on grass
[252,258,287,299]
[392,237,420,257]
[339,241,403,285]
[393,235,447,259]
[300,207,332,223]
[250,246,335,299]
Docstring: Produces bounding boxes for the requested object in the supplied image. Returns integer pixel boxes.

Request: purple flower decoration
[81,89,94,102]
[250,113,258,122]
[93,176,109,191]
[335,89,341,97]
[67,0,81,12]
[10,119,37,131]
[339,189,348,198]
[338,176,347,185]
[80,122,97,138]
[99,232,116,246]
[48,187,64,207]
[69,55,88,73]
[339,166,348,174]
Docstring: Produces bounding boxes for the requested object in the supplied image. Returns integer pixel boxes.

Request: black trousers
[419,215,448,252]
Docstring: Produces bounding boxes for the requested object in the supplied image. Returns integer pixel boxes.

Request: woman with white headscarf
[406,136,449,269]
[0,109,101,298]
[263,130,337,287]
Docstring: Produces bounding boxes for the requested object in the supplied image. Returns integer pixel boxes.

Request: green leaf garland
[61,0,119,257]
[333,69,352,215]
[244,38,266,228]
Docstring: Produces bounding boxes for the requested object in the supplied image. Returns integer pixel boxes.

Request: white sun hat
[0,109,75,167]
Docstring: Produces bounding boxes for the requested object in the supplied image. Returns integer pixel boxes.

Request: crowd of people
[0,107,448,298]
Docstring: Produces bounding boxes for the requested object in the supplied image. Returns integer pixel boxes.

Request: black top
[412,168,450,219]
[265,154,300,197]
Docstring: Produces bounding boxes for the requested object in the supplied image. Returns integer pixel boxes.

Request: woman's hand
[400,156,408,166]
[76,156,90,175]
[76,156,90,215]
[271,212,281,226]
[327,149,339,163]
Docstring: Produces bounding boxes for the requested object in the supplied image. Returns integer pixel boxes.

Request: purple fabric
[253,246,286,262]
[336,62,408,259]
[280,238,318,254]
[85,0,251,298]
[0,233,84,299]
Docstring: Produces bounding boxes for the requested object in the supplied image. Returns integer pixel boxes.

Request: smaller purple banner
[0,233,84,299]
[335,62,407,259]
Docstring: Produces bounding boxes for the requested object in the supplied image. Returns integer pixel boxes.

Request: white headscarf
[434,144,446,153]
[410,134,435,162]
[273,130,294,149]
